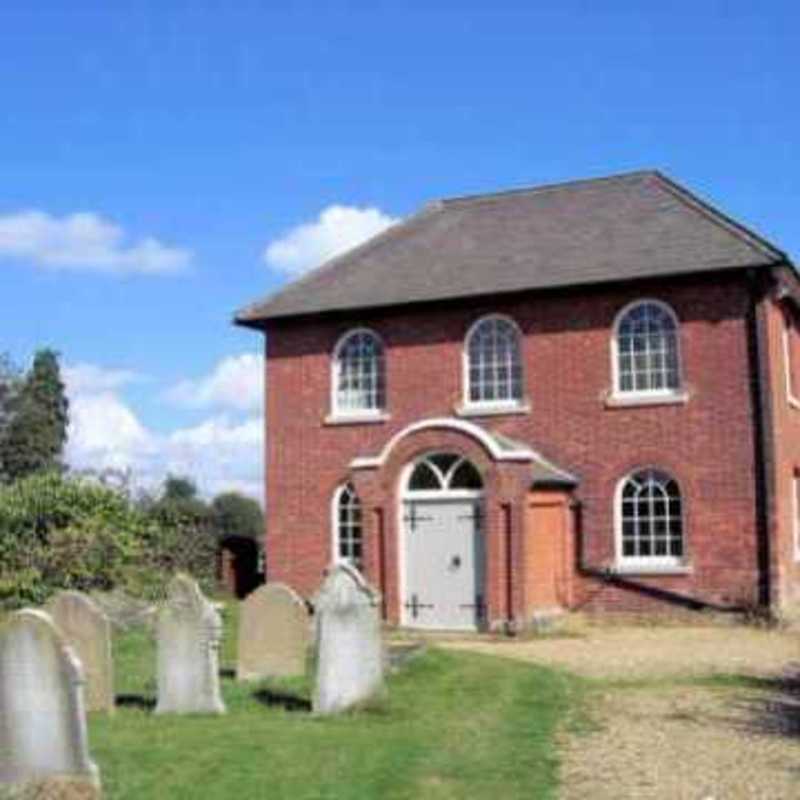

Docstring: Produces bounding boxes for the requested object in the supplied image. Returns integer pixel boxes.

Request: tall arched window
[332,484,363,570]
[465,315,523,407]
[617,469,684,566]
[332,329,385,416]
[613,300,681,396]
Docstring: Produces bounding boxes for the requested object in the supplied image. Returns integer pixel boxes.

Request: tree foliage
[212,491,264,540]
[0,349,69,483]
[0,471,217,609]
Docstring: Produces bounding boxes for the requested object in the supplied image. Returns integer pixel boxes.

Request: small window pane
[449,460,484,490]
[409,462,441,490]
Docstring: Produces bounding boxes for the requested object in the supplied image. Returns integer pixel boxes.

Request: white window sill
[324,411,390,426]
[605,390,689,409]
[612,563,693,576]
[455,401,531,418]
[788,394,800,411]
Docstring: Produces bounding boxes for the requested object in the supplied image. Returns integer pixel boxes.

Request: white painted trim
[330,327,386,417]
[612,564,692,576]
[330,484,346,565]
[324,411,390,426]
[610,298,684,398]
[782,320,800,409]
[462,313,525,409]
[793,473,800,562]
[403,489,484,501]
[613,468,689,572]
[455,400,531,418]
[604,390,689,409]
[349,417,536,470]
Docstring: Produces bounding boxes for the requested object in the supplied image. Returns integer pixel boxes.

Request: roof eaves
[234,202,443,326]
[650,171,788,265]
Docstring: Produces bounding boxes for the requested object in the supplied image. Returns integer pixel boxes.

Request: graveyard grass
[88,602,577,799]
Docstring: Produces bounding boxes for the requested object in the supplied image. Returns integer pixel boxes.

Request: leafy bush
[0,472,217,609]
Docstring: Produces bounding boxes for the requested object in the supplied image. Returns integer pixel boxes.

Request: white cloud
[165,353,262,412]
[67,390,157,471]
[65,361,263,500]
[63,362,144,395]
[263,205,398,276]
[0,210,191,275]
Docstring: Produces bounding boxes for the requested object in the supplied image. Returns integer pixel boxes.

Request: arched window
[406,453,483,493]
[332,329,385,415]
[333,484,363,570]
[617,469,684,566]
[614,300,681,396]
[465,315,523,407]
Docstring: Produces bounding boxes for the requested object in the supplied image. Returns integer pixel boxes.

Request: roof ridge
[437,169,657,207]
[649,171,788,264]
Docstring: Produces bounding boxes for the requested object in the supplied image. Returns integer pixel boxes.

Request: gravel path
[440,625,799,680]
[438,625,800,799]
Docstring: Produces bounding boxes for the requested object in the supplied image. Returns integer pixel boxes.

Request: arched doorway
[400,453,486,630]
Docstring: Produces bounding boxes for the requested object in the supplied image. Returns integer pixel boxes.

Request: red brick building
[237,171,800,630]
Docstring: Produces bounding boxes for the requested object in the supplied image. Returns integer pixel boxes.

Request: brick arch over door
[349,419,532,628]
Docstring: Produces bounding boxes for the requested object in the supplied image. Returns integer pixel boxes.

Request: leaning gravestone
[48,591,114,715]
[238,583,310,681]
[0,609,101,798]
[312,564,384,715]
[155,574,226,715]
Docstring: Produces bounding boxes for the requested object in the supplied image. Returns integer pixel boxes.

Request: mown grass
[89,602,576,799]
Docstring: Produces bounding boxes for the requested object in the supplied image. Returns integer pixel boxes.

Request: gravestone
[312,564,384,715]
[48,591,114,714]
[155,574,226,715]
[0,609,101,797]
[238,583,310,681]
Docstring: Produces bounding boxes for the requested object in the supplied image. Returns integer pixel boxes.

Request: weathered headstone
[0,610,101,797]
[238,583,310,681]
[312,564,384,715]
[155,574,226,715]
[47,592,114,714]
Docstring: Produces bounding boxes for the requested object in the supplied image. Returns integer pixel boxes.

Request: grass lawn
[89,603,577,799]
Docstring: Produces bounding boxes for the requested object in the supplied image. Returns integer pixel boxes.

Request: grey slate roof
[491,431,578,487]
[236,170,789,326]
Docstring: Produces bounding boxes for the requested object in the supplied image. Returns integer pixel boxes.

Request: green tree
[163,474,199,501]
[212,491,264,540]
[0,355,21,479]
[151,473,212,527]
[0,349,69,482]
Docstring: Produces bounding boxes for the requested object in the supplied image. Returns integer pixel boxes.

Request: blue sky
[2,1,797,497]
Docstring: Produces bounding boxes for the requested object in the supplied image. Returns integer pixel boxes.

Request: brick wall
[764,295,800,612]
[263,271,763,618]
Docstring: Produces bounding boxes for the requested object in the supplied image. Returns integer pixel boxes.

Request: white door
[402,499,485,630]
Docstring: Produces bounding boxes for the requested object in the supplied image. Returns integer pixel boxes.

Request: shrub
[0,472,217,609]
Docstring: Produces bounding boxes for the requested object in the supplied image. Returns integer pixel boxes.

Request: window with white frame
[783,311,800,406]
[614,300,681,396]
[617,469,684,566]
[333,329,385,415]
[465,315,523,406]
[333,483,363,570]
